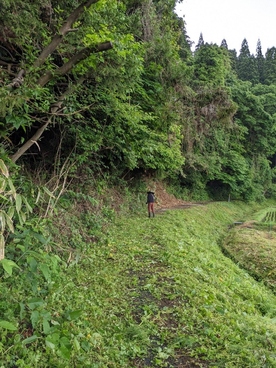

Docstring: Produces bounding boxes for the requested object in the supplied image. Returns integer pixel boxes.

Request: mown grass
[2,201,276,367]
[105,202,276,368]
[223,204,276,294]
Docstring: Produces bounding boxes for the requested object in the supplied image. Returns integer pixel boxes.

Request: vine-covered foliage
[0,0,276,200]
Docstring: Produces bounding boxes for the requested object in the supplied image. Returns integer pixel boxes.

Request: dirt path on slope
[153,182,206,213]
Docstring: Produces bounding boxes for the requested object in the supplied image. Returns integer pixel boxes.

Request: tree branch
[33,0,100,68]
[7,69,25,88]
[10,76,86,163]
[38,41,113,87]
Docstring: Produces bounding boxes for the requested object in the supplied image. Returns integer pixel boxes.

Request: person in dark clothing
[146,191,155,218]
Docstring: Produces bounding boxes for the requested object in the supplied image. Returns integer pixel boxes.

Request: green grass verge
[1,201,276,367]
[223,204,276,294]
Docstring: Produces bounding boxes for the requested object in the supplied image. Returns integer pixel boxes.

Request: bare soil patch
[150,182,206,213]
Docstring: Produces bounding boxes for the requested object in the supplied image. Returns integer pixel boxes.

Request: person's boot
[148,212,151,218]
[152,212,155,218]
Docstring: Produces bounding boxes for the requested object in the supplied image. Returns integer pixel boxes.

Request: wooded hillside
[2,2,276,367]
[0,0,275,202]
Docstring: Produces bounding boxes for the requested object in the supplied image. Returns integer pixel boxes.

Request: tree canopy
[1,0,276,201]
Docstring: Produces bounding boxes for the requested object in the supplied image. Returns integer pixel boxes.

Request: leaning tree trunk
[10,76,86,163]
[10,39,113,163]
[9,0,113,163]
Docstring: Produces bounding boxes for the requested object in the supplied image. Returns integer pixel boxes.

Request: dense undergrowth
[1,192,276,367]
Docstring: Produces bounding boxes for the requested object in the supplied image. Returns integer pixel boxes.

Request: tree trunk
[10,76,86,163]
[9,0,112,162]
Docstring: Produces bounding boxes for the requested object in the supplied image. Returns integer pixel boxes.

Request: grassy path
[2,201,276,367]
[79,201,276,368]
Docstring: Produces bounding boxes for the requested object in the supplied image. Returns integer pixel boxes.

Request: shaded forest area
[1,0,276,202]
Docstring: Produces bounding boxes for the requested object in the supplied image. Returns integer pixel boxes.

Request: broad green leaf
[27,298,44,309]
[45,340,56,350]
[28,257,38,272]
[46,332,60,345]
[22,196,33,213]
[0,320,17,331]
[60,336,71,348]
[7,207,15,219]
[73,337,80,351]
[19,303,25,320]
[0,259,20,275]
[4,213,14,233]
[7,177,16,197]
[43,319,51,334]
[35,189,41,204]
[59,337,71,359]
[22,335,38,345]
[31,310,39,328]
[18,211,26,226]
[0,177,6,193]
[43,186,55,198]
[65,310,82,321]
[0,159,9,178]
[15,193,22,213]
[39,264,51,282]
[34,233,49,244]
[0,194,8,202]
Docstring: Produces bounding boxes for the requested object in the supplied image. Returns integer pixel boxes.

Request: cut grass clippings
[223,205,276,293]
[69,201,276,367]
[2,201,276,367]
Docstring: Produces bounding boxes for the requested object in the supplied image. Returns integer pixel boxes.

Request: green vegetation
[2,1,276,367]
[1,0,276,201]
[223,205,276,295]
[2,198,276,367]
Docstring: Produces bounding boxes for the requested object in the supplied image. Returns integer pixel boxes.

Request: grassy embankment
[2,200,276,367]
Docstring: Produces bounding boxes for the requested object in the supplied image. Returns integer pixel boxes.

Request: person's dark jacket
[146,192,155,203]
